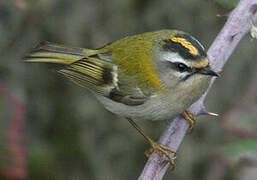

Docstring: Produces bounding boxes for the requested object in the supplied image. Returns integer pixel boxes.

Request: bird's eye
[176,63,188,72]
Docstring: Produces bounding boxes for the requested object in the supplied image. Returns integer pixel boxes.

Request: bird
[24,29,219,166]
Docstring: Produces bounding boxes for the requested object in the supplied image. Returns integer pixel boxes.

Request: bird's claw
[182,109,196,133]
[145,139,176,167]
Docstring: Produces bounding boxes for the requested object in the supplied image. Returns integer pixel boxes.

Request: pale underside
[96,74,211,121]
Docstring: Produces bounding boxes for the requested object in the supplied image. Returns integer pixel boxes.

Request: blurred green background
[0,0,257,179]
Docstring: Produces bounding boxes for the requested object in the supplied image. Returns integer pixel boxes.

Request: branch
[139,0,257,179]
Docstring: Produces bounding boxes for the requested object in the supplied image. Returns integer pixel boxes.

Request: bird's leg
[181,109,196,132]
[126,118,176,166]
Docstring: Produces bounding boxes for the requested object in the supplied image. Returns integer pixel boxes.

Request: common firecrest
[24,29,218,166]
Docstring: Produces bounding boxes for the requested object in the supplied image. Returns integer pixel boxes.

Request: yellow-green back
[97,30,170,93]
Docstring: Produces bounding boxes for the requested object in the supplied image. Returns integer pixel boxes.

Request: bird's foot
[145,139,176,167]
[181,109,196,133]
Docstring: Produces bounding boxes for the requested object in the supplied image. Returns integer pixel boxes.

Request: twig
[139,0,257,179]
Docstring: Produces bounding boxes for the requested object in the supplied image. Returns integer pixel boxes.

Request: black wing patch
[59,56,147,106]
[58,58,117,96]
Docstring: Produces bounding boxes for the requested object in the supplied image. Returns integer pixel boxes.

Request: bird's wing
[58,56,148,106]
[24,41,148,105]
[58,57,117,96]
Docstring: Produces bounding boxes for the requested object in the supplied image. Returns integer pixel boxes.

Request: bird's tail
[24,41,117,96]
[23,41,93,65]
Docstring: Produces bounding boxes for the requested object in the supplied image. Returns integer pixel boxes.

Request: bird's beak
[197,66,219,77]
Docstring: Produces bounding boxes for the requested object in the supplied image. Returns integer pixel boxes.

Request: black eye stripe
[177,63,188,72]
[167,62,192,73]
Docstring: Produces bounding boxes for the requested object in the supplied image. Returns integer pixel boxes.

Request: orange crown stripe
[170,37,199,56]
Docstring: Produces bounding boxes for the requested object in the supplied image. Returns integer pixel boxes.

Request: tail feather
[24,41,118,96]
[24,41,88,65]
